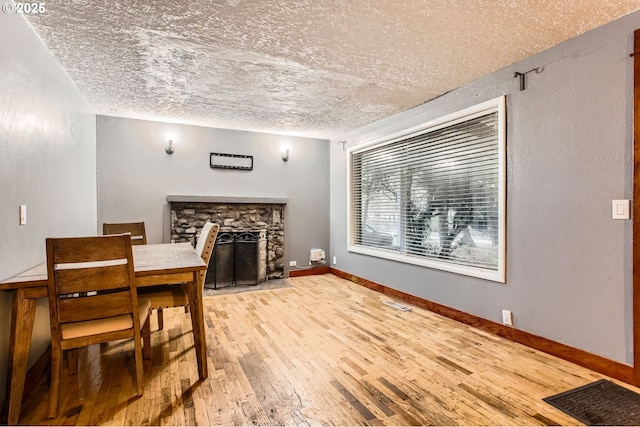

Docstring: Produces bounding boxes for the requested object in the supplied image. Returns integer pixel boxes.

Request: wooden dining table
[0,242,208,425]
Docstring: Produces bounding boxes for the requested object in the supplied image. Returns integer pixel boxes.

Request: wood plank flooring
[16,274,635,425]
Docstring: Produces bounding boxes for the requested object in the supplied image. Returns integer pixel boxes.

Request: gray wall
[331,12,637,365]
[96,116,330,272]
[0,16,97,402]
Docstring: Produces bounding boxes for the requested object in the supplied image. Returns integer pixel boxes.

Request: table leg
[187,275,208,380]
[3,289,38,425]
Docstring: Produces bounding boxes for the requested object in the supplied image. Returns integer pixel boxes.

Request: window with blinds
[348,96,505,282]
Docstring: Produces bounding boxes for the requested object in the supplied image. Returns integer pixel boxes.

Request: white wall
[96,116,330,271]
[331,11,637,364]
[0,15,97,402]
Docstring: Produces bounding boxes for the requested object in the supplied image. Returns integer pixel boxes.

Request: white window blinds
[349,97,505,282]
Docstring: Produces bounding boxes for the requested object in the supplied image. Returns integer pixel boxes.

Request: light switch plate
[19,205,27,225]
[612,200,630,220]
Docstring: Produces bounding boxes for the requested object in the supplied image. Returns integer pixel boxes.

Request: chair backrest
[102,222,147,245]
[45,234,142,343]
[195,222,220,284]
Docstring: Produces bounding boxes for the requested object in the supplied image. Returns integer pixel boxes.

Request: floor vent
[383,300,412,311]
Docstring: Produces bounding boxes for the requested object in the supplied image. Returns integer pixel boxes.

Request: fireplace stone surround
[167,196,288,282]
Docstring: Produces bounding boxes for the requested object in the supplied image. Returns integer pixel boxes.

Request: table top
[0,243,206,291]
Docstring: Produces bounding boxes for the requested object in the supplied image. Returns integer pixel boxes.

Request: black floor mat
[543,379,640,425]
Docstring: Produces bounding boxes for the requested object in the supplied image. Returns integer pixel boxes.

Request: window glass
[349,97,505,282]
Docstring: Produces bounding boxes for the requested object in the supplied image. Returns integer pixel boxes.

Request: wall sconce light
[281,147,290,162]
[165,139,175,155]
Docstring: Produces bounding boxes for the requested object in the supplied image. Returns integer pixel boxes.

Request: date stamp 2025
[3,2,46,14]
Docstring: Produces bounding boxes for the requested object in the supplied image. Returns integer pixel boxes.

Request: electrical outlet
[289,260,297,267]
[332,256,337,265]
[502,309,513,327]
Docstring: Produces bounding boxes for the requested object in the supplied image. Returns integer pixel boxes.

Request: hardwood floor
[16,274,635,425]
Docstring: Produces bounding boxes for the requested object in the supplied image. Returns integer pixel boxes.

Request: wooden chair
[102,222,147,245]
[139,222,219,330]
[45,234,152,418]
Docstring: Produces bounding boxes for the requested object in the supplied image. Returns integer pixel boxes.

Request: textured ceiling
[23,0,640,139]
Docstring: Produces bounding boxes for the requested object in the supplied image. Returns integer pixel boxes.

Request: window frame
[347,96,506,283]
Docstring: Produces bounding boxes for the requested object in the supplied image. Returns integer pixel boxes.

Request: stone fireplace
[167,196,287,287]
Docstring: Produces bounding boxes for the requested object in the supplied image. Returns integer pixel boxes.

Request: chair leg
[184,304,190,314]
[66,349,78,375]
[157,308,164,330]
[48,346,62,418]
[133,337,144,397]
[142,318,151,359]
